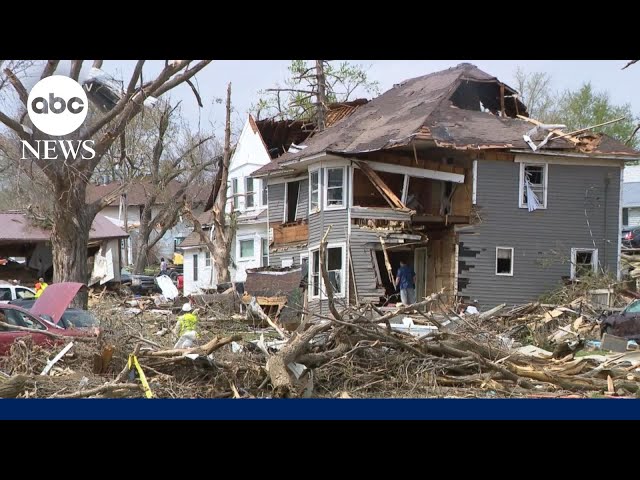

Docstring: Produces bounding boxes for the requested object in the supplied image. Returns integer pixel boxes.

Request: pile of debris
[2,255,640,399]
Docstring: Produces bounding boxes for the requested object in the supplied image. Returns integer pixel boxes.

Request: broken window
[285,180,300,223]
[326,167,345,208]
[245,178,256,209]
[310,169,321,213]
[239,239,254,259]
[309,245,345,298]
[571,248,598,279]
[519,163,547,210]
[231,178,238,210]
[496,247,513,276]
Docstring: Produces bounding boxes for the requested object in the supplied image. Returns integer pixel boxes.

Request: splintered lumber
[379,236,395,285]
[355,160,406,209]
[140,335,241,358]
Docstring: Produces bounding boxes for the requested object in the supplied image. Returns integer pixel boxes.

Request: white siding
[182,247,216,295]
[628,207,640,227]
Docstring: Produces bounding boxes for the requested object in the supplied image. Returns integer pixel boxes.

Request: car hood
[30,282,85,325]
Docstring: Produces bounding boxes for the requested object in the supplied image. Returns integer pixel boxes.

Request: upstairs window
[245,178,256,209]
[262,181,268,206]
[325,167,345,209]
[519,163,548,210]
[310,169,321,213]
[231,178,238,210]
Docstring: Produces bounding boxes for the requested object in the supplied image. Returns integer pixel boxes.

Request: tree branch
[186,78,204,108]
[92,60,104,69]
[69,60,83,81]
[3,68,28,105]
[126,60,145,96]
[41,60,60,79]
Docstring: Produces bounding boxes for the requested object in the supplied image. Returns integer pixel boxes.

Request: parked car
[8,298,99,330]
[622,227,640,249]
[600,299,640,341]
[107,269,160,294]
[0,282,36,304]
[0,282,98,356]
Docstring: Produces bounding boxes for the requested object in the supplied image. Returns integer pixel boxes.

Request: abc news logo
[21,75,95,160]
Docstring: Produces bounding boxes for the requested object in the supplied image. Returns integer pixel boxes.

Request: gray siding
[350,227,386,302]
[269,246,306,268]
[297,179,308,220]
[268,183,285,223]
[458,159,621,308]
[308,209,349,246]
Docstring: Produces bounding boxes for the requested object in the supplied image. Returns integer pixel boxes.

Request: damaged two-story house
[252,63,640,312]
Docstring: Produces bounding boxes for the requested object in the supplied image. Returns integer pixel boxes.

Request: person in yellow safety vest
[34,278,49,298]
[174,302,199,337]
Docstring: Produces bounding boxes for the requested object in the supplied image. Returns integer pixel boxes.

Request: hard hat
[182,303,192,312]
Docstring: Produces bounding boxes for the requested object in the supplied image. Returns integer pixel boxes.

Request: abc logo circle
[27,75,88,136]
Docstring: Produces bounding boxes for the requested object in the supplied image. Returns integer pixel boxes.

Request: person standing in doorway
[395,259,416,306]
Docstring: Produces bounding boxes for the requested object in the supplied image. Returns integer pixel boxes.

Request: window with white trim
[261,181,268,206]
[239,239,254,259]
[519,163,547,209]
[245,177,256,209]
[261,238,269,267]
[309,245,345,298]
[325,167,345,209]
[205,251,211,267]
[495,247,514,276]
[310,169,321,213]
[571,248,598,279]
[231,178,238,210]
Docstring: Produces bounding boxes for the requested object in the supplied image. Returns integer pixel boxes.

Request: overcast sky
[15,60,640,141]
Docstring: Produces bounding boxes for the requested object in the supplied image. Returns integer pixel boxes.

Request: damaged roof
[253,63,638,176]
[0,212,127,243]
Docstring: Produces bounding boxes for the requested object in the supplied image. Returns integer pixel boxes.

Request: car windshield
[625,300,640,314]
[62,310,99,328]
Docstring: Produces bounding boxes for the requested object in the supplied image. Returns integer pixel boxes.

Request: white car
[0,283,37,303]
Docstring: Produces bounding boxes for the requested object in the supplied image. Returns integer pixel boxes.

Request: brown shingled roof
[253,63,639,176]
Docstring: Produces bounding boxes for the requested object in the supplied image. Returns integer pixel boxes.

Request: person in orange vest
[34,278,49,298]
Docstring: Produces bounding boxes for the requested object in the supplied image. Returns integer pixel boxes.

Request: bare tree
[185,82,234,285]
[253,60,379,123]
[513,67,554,120]
[0,60,211,307]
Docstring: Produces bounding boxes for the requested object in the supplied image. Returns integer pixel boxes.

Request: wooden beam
[362,160,465,183]
[517,114,580,144]
[355,160,406,209]
[379,236,395,285]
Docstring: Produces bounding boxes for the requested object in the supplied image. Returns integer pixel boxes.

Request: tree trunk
[212,82,233,285]
[133,206,153,274]
[315,60,327,132]
[50,180,93,309]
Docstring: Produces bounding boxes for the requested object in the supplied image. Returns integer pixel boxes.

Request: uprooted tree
[184,82,234,285]
[0,60,211,306]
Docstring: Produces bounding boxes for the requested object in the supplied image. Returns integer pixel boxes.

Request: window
[16,288,35,300]
[623,208,629,226]
[205,251,211,267]
[174,237,185,251]
[245,177,255,209]
[0,288,11,301]
[193,254,198,281]
[261,238,269,267]
[496,247,514,276]
[309,245,345,298]
[231,178,238,210]
[310,169,321,212]
[239,239,254,259]
[571,248,598,279]
[311,250,320,297]
[262,181,268,206]
[325,167,345,209]
[519,163,547,209]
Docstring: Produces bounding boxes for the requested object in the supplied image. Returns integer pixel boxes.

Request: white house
[181,116,272,295]
[87,179,208,266]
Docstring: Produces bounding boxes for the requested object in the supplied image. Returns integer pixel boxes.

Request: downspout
[603,175,609,272]
[266,173,270,266]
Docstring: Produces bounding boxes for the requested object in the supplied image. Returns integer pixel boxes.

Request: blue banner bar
[0,398,638,420]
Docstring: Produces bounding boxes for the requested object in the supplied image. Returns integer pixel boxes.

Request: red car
[0,282,98,356]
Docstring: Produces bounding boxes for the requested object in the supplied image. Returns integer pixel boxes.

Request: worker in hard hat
[34,278,49,298]
[175,302,198,336]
